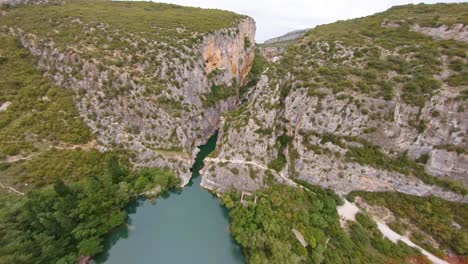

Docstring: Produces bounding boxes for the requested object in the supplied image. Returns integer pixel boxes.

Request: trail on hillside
[206,157,449,264]
[337,200,448,264]
[205,157,298,187]
[0,182,24,196]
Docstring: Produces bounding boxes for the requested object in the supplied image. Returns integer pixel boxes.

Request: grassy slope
[279,3,468,105]
[0,36,92,157]
[1,0,243,49]
[0,35,110,190]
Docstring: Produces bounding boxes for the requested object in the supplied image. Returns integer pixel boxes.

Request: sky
[148,0,465,42]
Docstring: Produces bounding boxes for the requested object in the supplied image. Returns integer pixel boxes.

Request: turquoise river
[95,133,244,264]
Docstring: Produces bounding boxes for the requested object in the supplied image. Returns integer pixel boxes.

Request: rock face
[202,75,467,203]
[2,2,256,186]
[259,29,311,62]
[258,45,284,63]
[426,149,468,185]
[202,4,468,202]
[0,101,11,112]
[411,24,468,42]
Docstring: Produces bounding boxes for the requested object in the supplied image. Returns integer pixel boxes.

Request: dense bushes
[223,182,424,263]
[1,149,109,187]
[0,156,180,263]
[0,169,130,263]
[402,74,441,107]
[202,84,237,107]
[222,183,342,263]
[133,167,181,194]
[246,50,268,87]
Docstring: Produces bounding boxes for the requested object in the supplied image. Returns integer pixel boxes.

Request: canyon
[0,1,467,263]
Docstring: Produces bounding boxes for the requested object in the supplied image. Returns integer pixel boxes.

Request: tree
[107,154,125,184]
[78,237,103,256]
[54,179,72,197]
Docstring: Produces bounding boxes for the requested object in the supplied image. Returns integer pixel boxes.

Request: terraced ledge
[204,157,297,187]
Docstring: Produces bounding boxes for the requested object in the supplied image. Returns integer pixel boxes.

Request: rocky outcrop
[0,101,11,112]
[259,29,311,63]
[382,17,468,43]
[426,149,468,185]
[258,45,284,62]
[202,18,256,87]
[140,185,162,198]
[411,23,468,42]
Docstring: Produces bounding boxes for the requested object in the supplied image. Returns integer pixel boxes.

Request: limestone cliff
[201,3,468,202]
[1,1,256,185]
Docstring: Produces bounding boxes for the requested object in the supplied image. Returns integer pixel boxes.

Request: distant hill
[263,28,311,45]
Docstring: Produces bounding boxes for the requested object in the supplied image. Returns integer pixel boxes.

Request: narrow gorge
[0,1,467,264]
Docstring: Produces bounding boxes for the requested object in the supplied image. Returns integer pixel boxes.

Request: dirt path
[337,200,448,264]
[205,157,298,187]
[2,139,98,163]
[205,157,448,264]
[0,182,24,196]
[4,153,38,163]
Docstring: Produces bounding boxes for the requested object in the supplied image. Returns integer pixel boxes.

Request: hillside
[201,3,468,261]
[0,0,256,190]
[203,3,468,196]
[0,0,256,262]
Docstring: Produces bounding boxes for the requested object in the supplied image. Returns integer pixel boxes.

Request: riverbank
[96,132,244,264]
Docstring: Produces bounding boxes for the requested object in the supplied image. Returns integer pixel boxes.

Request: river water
[96,133,244,264]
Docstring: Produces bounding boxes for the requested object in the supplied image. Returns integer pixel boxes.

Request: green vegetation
[346,143,468,195]
[349,191,468,256]
[0,35,92,158]
[1,0,243,49]
[1,149,109,187]
[267,133,289,172]
[244,37,252,49]
[133,167,181,194]
[202,84,237,107]
[223,181,424,263]
[385,3,468,26]
[402,75,441,107]
[447,57,468,87]
[435,144,468,155]
[0,156,180,263]
[271,3,468,105]
[246,49,268,87]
